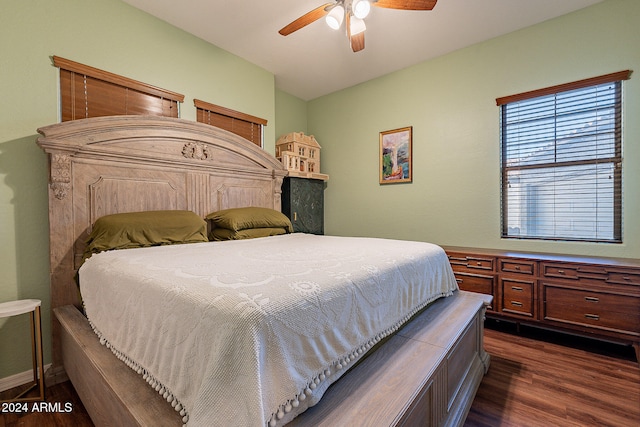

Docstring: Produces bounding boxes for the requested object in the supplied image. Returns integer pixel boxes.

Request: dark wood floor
[2,320,638,427]
[465,320,639,427]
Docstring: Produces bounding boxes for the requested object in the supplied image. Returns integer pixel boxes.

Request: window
[54,56,183,121]
[194,99,266,148]
[497,71,631,242]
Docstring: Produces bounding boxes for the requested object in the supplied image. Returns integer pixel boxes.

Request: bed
[36,115,491,426]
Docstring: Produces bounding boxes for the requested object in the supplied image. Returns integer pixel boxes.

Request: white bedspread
[79,233,458,426]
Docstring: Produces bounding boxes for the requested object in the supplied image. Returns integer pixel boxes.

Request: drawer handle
[476,261,482,266]
[510,301,523,307]
[585,314,600,321]
[584,296,599,303]
[456,278,463,284]
[511,286,523,292]
[557,269,565,274]
[514,265,521,270]
[623,276,631,281]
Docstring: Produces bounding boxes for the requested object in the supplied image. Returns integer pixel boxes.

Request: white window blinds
[497,71,631,242]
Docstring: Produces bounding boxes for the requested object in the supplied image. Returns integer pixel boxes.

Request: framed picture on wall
[379,126,412,184]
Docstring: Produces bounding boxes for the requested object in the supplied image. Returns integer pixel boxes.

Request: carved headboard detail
[37,115,287,367]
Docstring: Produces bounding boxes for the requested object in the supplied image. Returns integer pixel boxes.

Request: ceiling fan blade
[373,0,437,11]
[278,3,334,36]
[346,15,365,52]
[350,32,365,52]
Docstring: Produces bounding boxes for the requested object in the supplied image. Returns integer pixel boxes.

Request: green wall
[308,0,640,260]
[0,0,276,380]
[275,89,308,138]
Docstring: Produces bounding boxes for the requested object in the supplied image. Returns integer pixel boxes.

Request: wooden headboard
[37,115,287,369]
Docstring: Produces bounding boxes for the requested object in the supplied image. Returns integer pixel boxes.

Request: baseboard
[0,364,52,392]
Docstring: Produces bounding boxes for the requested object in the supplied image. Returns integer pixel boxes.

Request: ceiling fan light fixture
[326,5,345,30]
[352,0,371,19]
[349,15,366,35]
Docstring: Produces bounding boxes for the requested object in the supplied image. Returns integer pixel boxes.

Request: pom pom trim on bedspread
[86,289,453,427]
[85,316,190,426]
[267,289,454,427]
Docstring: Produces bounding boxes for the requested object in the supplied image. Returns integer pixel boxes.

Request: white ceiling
[122,0,604,101]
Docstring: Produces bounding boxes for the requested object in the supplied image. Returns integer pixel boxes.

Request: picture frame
[379,126,412,184]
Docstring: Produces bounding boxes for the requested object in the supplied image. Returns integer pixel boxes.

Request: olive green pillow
[210,227,289,241]
[206,207,293,233]
[84,210,208,259]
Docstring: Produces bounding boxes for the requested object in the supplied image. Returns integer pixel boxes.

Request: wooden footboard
[55,290,491,427]
[290,290,492,427]
[54,305,182,426]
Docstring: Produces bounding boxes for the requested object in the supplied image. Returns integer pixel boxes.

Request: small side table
[0,299,45,402]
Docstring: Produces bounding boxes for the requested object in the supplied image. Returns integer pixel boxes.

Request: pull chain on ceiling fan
[278,0,438,52]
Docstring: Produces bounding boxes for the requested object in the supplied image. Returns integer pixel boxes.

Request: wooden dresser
[444,247,640,363]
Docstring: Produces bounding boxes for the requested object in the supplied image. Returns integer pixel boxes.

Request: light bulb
[352,0,371,19]
[349,15,366,35]
[326,5,344,30]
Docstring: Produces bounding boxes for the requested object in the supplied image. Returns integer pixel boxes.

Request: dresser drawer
[500,259,536,276]
[542,262,640,287]
[543,286,640,334]
[448,254,494,272]
[607,271,640,286]
[466,257,494,271]
[500,278,534,317]
[542,264,581,280]
[454,273,494,296]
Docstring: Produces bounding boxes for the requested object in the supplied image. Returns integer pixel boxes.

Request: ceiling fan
[278,0,438,52]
